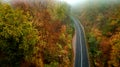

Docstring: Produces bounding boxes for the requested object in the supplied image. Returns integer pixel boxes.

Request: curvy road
[70,16,90,67]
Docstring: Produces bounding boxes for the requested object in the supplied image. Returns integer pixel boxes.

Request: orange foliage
[108,32,120,67]
[11,0,73,67]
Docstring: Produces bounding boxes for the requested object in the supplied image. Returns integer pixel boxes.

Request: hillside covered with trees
[75,1,120,67]
[0,0,74,67]
[0,0,120,67]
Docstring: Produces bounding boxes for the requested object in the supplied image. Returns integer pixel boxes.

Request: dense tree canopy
[0,2,38,67]
[11,0,74,67]
[76,1,120,67]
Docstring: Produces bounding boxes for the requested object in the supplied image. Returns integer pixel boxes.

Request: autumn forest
[0,0,120,67]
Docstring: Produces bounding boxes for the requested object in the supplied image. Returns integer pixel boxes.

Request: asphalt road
[70,16,89,67]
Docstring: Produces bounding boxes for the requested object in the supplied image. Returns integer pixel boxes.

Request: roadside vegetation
[0,0,74,67]
[1,0,119,67]
[75,1,120,67]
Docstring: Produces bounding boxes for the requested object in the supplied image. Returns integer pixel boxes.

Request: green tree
[0,3,38,67]
[11,0,73,67]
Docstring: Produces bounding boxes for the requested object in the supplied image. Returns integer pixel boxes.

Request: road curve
[70,16,90,67]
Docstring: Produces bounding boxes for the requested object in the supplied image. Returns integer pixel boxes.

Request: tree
[11,0,73,67]
[108,32,120,67]
[0,3,38,67]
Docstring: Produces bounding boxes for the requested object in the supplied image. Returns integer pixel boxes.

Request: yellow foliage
[91,28,102,41]
[108,32,120,67]
[110,20,117,26]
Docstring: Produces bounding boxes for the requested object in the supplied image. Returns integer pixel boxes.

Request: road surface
[70,16,90,67]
